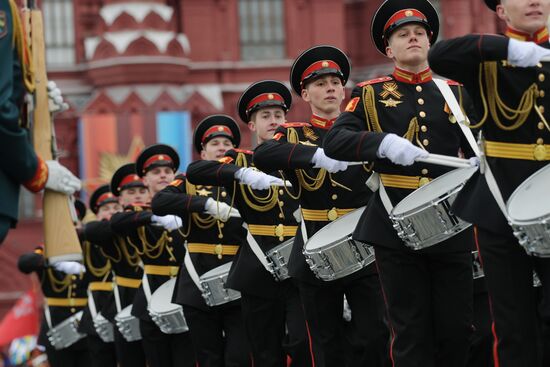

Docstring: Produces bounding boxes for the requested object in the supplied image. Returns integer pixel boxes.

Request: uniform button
[539,73,545,82]
[72,292,76,297]
[219,223,224,228]
[419,111,426,118]
[537,63,543,68]
[417,98,425,105]
[221,191,227,198]
[331,182,337,187]
[422,139,429,146]
[416,86,423,92]
[218,234,224,239]
[167,236,173,242]
[278,201,284,207]
[71,275,77,280]
[420,125,427,132]
[538,122,545,130]
[331,194,338,200]
[540,90,545,98]
[537,138,544,145]
[278,213,284,219]
[279,189,284,195]
[449,115,457,123]
[540,106,545,114]
[70,308,76,313]
[421,168,428,175]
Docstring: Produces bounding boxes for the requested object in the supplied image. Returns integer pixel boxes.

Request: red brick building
[1,0,500,320]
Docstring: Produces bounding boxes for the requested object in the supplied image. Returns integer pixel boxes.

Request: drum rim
[305,206,366,250]
[507,164,550,222]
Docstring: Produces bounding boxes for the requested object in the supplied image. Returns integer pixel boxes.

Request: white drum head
[118,305,132,318]
[306,207,365,250]
[507,164,550,222]
[150,278,177,313]
[393,167,477,215]
[201,261,233,279]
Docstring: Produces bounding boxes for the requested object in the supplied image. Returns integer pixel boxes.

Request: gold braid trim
[83,241,111,278]
[47,268,71,293]
[119,237,141,266]
[138,226,169,260]
[476,61,539,130]
[10,0,34,92]
[363,86,383,133]
[287,127,327,191]
[235,152,279,212]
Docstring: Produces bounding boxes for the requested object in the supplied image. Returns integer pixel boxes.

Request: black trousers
[46,337,91,367]
[297,270,389,367]
[183,303,251,367]
[113,327,146,367]
[375,246,473,367]
[139,318,196,367]
[467,290,493,367]
[476,227,550,367]
[87,334,117,367]
[240,281,312,367]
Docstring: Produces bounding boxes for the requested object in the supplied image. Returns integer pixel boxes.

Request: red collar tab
[505,26,549,44]
[118,174,143,191]
[384,9,427,33]
[143,154,173,171]
[96,192,116,208]
[310,115,336,129]
[202,125,233,143]
[246,93,285,111]
[301,60,342,84]
[392,66,432,84]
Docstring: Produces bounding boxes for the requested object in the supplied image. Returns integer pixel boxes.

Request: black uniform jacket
[111,205,189,321]
[429,35,550,236]
[186,148,299,299]
[151,174,247,311]
[324,74,476,253]
[253,117,375,284]
[82,220,143,321]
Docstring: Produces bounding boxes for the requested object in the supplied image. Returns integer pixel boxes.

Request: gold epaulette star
[379,98,403,108]
[196,188,212,196]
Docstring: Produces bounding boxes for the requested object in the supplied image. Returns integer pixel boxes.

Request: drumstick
[347,154,473,169]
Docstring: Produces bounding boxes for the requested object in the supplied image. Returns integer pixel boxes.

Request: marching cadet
[428,0,550,365]
[185,80,312,366]
[76,196,117,367]
[0,0,80,243]
[151,116,252,367]
[81,176,146,367]
[323,1,479,365]
[110,147,196,367]
[253,46,389,367]
[18,246,90,367]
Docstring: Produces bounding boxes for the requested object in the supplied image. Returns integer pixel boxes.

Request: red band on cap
[246,93,285,111]
[118,174,142,191]
[384,9,427,33]
[96,192,115,207]
[202,125,233,142]
[143,154,173,171]
[301,60,341,83]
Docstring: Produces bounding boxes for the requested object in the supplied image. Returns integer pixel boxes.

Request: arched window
[43,0,75,66]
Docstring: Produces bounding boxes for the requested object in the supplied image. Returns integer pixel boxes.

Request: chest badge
[196,188,212,196]
[379,82,403,99]
[303,126,319,142]
[379,98,403,108]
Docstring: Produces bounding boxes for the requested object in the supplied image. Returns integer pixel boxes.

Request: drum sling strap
[113,272,122,313]
[433,78,509,217]
[242,223,274,274]
[183,241,205,292]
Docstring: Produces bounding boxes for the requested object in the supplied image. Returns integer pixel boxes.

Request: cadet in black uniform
[110,146,196,367]
[428,1,550,365]
[81,175,146,367]
[323,1,476,365]
[253,46,389,367]
[18,246,90,367]
[152,116,252,367]
[186,80,312,367]
[76,195,117,367]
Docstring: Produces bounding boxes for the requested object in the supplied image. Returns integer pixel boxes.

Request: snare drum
[115,305,142,342]
[304,207,375,281]
[149,278,188,334]
[265,238,294,281]
[199,262,241,307]
[390,167,477,250]
[47,311,86,350]
[507,164,550,257]
[471,250,484,279]
[93,312,114,343]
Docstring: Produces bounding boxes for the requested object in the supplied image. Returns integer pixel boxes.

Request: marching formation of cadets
[5,0,550,366]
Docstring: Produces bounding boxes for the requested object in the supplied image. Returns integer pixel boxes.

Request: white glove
[151,214,183,231]
[376,134,428,166]
[53,261,85,275]
[47,81,69,113]
[204,198,240,221]
[45,160,81,195]
[508,39,550,67]
[234,167,285,190]
[469,157,480,167]
[311,148,348,173]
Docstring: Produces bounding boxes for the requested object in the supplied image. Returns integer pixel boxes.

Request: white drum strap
[141,273,152,304]
[112,273,122,313]
[183,241,204,292]
[44,304,53,329]
[433,78,509,216]
[378,174,394,214]
[87,289,98,319]
[299,207,309,245]
[242,223,273,273]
